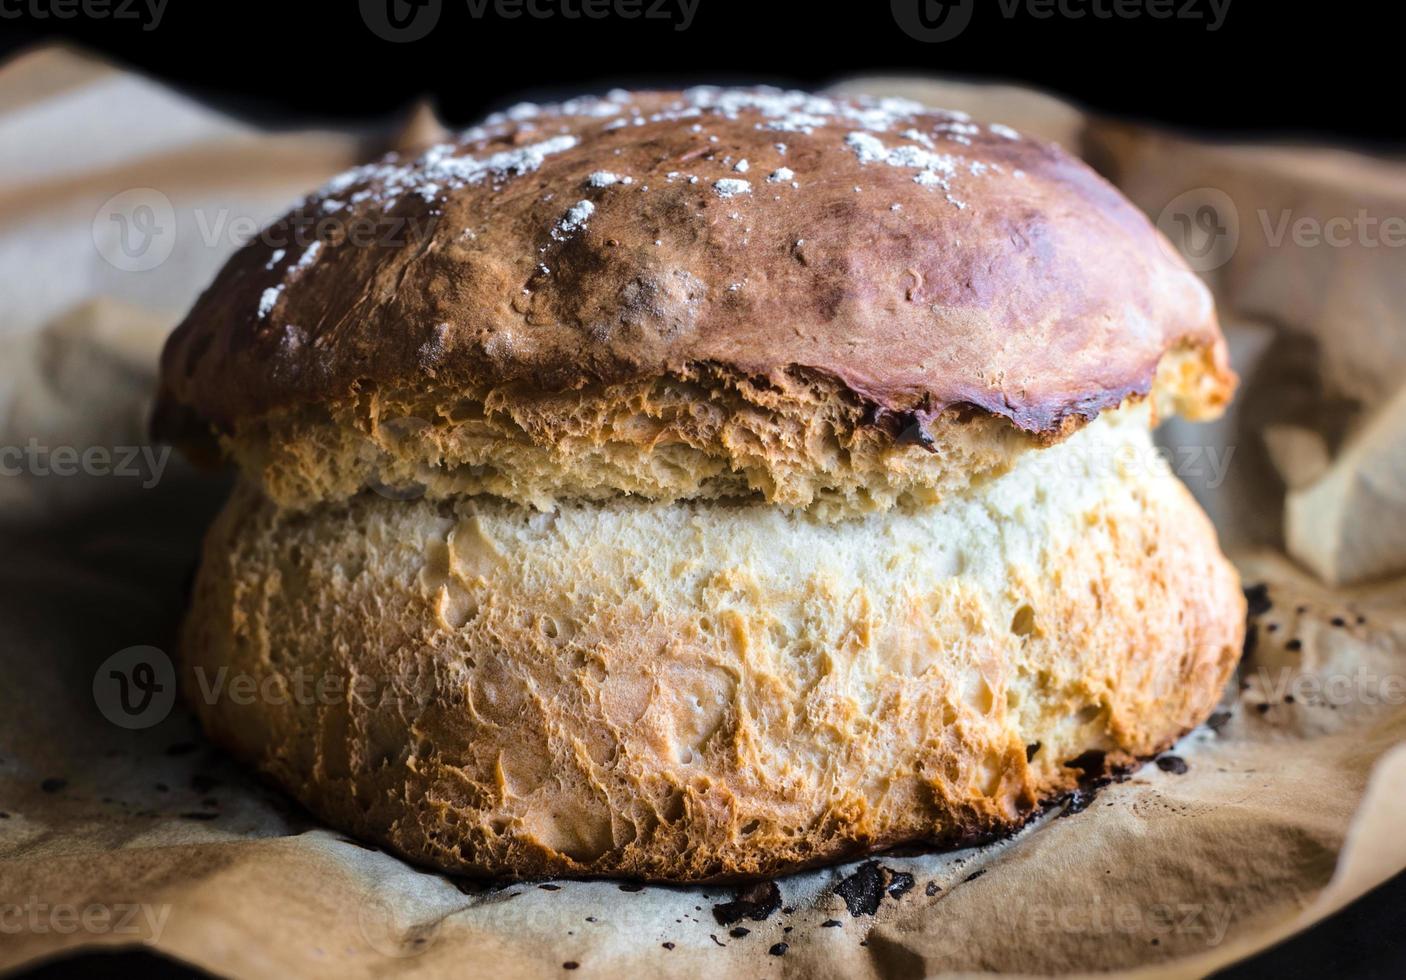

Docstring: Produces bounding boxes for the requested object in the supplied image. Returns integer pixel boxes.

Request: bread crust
[155,88,1232,455]
[179,409,1243,881]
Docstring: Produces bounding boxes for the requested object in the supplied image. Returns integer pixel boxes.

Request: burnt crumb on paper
[1242,583,1272,659]
[1060,786,1100,816]
[769,942,788,956]
[925,881,940,896]
[1156,755,1189,775]
[886,870,915,898]
[963,868,987,883]
[712,880,781,925]
[728,926,749,938]
[538,883,561,891]
[1243,583,1271,618]
[1205,711,1232,734]
[833,861,921,917]
[1052,748,1139,817]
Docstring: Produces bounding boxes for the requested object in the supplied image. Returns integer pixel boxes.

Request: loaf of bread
[159,88,1243,880]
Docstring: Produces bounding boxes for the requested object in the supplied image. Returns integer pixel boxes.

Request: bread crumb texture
[182,405,1243,879]
[223,347,1223,516]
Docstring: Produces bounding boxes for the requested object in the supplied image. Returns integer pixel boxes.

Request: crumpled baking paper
[3,51,1406,979]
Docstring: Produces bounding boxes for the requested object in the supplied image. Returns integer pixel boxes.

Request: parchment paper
[3,51,1406,979]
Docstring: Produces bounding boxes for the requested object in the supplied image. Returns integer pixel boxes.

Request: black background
[1,1,1403,977]
[0,0,1402,150]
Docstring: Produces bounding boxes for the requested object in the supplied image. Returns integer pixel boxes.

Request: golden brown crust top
[157,88,1231,437]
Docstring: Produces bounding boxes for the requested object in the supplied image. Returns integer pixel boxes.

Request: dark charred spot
[1061,787,1100,816]
[886,871,915,899]
[822,919,842,927]
[1064,750,1107,777]
[834,862,886,916]
[1155,755,1189,775]
[768,943,788,957]
[1025,742,1041,762]
[711,881,781,925]
[1243,583,1271,618]
[963,868,987,883]
[619,883,643,893]
[728,927,750,938]
[895,418,934,448]
[925,881,940,896]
